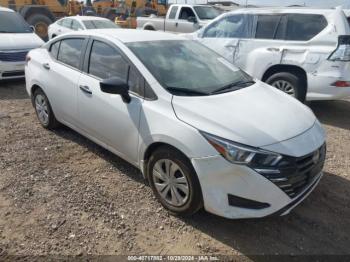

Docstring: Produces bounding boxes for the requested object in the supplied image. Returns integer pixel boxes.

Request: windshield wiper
[166,86,209,96]
[210,80,255,95]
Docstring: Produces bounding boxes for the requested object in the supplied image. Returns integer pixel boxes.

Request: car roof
[74,29,187,43]
[60,15,110,22]
[230,7,337,15]
[0,6,15,12]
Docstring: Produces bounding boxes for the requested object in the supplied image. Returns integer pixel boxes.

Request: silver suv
[190,8,350,101]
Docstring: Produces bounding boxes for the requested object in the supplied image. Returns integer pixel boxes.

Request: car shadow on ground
[0,79,28,100]
[53,126,350,256]
[310,100,350,131]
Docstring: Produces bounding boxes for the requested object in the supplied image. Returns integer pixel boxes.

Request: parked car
[0,7,44,80]
[48,16,120,40]
[25,29,326,219]
[187,7,350,101]
[137,4,221,33]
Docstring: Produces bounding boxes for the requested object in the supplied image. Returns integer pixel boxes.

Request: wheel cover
[152,159,190,207]
[271,80,296,97]
[35,94,49,125]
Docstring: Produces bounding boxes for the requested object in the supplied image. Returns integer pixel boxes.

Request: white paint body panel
[25,30,326,219]
[191,8,350,101]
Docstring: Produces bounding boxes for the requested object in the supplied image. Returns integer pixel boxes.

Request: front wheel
[147,147,203,216]
[266,72,306,102]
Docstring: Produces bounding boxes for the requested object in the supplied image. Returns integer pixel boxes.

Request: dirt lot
[0,80,349,259]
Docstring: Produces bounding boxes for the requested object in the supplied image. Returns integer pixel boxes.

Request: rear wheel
[147,147,203,216]
[266,72,306,102]
[33,89,60,129]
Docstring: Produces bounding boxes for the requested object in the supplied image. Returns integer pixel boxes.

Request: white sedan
[25,29,326,219]
[48,16,120,40]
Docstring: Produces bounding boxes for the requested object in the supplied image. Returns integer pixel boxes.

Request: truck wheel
[266,72,306,102]
[27,14,53,41]
[144,26,155,30]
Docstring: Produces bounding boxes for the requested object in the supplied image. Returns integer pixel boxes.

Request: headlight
[200,131,282,166]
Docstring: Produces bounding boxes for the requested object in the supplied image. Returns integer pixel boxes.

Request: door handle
[79,85,92,95]
[267,47,281,52]
[42,63,50,70]
[175,22,178,27]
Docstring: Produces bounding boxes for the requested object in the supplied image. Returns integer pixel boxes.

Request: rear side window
[203,14,254,38]
[62,18,72,28]
[286,14,327,41]
[88,41,128,80]
[50,41,60,59]
[57,38,84,69]
[255,15,283,39]
[168,6,178,19]
[71,20,83,30]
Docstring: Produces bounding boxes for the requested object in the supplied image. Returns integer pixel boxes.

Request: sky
[230,0,350,8]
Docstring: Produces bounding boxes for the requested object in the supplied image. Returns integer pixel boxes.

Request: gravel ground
[0,80,349,259]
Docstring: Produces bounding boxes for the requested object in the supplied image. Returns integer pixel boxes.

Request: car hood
[0,33,44,50]
[172,82,316,148]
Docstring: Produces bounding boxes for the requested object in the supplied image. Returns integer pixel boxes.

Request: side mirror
[100,77,131,103]
[187,16,197,23]
[30,25,35,32]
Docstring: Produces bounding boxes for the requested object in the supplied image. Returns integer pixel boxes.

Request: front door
[77,40,143,164]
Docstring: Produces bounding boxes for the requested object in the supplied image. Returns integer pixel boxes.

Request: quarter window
[203,14,253,38]
[50,41,60,59]
[168,6,178,19]
[88,41,128,81]
[255,15,283,39]
[286,14,327,41]
[57,38,84,69]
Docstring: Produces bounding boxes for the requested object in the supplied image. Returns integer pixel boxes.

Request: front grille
[259,144,326,198]
[0,50,29,62]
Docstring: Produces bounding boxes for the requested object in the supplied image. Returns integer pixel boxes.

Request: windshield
[83,20,120,29]
[127,40,253,96]
[193,6,221,20]
[0,11,32,33]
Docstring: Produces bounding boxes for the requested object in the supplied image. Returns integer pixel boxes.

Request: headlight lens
[201,131,282,166]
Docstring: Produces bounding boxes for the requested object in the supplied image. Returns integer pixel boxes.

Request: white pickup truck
[136,4,221,33]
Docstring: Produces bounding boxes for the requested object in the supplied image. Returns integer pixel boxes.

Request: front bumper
[0,61,25,80]
[191,155,323,219]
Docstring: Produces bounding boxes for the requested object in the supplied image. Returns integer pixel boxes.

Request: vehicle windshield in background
[193,6,221,20]
[127,40,254,96]
[0,11,32,33]
[83,20,120,29]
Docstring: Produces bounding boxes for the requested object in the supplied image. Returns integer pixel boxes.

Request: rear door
[164,5,179,32]
[77,39,144,164]
[43,37,87,126]
[198,14,254,65]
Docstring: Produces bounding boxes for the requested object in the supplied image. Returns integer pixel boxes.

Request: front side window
[286,14,328,41]
[57,38,84,69]
[82,20,120,29]
[88,41,128,80]
[0,11,32,33]
[255,15,283,39]
[203,14,253,38]
[193,6,221,20]
[168,6,178,19]
[127,40,253,96]
[179,7,195,20]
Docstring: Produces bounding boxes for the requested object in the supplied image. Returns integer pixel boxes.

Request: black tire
[33,88,60,129]
[144,26,155,31]
[26,14,53,41]
[147,146,203,216]
[266,72,306,102]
